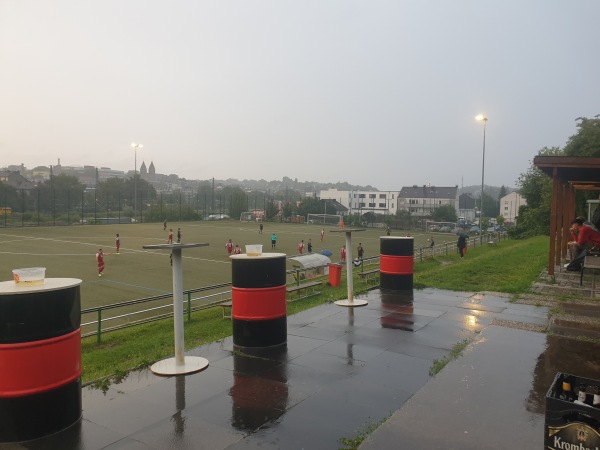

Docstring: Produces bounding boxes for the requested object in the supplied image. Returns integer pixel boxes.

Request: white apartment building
[318,188,399,215]
[500,191,526,224]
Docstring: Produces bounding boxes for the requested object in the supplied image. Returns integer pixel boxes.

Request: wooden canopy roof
[534,156,600,190]
[533,156,600,275]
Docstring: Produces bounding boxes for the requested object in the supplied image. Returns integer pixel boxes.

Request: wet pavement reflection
[380,289,415,331]
[527,334,600,415]
[6,288,598,450]
[230,347,288,431]
[171,376,186,439]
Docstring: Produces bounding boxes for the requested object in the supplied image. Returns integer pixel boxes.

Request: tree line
[513,115,600,238]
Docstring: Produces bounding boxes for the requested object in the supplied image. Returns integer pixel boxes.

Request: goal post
[240,212,255,221]
[306,213,342,226]
[241,211,265,221]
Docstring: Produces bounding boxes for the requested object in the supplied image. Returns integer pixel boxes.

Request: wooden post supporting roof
[533,156,600,276]
[549,168,559,274]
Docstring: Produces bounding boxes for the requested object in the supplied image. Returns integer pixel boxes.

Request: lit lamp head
[475,114,488,123]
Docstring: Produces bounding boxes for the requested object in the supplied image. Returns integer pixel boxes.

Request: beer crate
[545,372,600,449]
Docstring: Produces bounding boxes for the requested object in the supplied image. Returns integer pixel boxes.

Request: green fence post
[97,309,102,344]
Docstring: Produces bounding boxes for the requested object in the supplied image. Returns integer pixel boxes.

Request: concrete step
[549,315,600,340]
[562,302,600,317]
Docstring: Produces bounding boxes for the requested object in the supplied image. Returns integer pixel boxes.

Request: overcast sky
[1,1,599,191]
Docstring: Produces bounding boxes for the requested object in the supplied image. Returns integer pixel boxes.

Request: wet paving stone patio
[3,287,599,450]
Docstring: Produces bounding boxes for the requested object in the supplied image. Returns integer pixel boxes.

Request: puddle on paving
[229,347,288,431]
[380,290,416,331]
[527,335,600,414]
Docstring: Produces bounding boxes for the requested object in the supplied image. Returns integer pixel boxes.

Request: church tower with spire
[140,161,147,178]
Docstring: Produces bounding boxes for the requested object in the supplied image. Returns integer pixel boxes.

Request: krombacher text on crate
[546,372,600,449]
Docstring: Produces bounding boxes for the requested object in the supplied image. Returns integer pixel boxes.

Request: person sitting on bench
[568,217,600,261]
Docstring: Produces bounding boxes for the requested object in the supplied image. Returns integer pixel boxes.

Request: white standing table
[142,243,210,376]
[330,228,368,307]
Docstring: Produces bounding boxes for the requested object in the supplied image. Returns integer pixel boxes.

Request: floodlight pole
[131,143,142,222]
[475,115,487,225]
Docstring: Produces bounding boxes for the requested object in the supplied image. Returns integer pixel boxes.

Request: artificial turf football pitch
[0,221,434,309]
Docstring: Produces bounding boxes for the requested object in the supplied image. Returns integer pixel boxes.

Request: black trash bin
[545,372,600,449]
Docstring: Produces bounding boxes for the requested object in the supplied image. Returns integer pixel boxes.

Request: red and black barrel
[0,278,82,443]
[230,253,287,349]
[380,236,414,291]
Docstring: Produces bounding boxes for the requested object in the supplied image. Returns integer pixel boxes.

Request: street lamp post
[475,114,487,226]
[131,142,143,222]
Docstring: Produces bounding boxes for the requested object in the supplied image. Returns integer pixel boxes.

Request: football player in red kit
[96,248,105,276]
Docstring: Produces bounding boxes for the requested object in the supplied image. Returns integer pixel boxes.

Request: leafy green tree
[563,116,600,214]
[519,147,560,210]
[509,204,551,238]
[480,191,499,218]
[197,183,213,214]
[515,147,563,237]
[35,174,85,215]
[0,182,20,211]
[227,187,248,219]
[563,116,600,157]
[296,196,322,217]
[93,176,156,216]
[394,210,413,229]
[498,185,507,202]
[282,202,293,220]
[265,200,278,221]
[431,204,457,222]
[96,178,126,211]
[246,190,268,211]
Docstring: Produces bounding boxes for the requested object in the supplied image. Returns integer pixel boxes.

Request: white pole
[334,229,367,308]
[146,242,209,376]
[172,246,185,365]
[345,231,354,303]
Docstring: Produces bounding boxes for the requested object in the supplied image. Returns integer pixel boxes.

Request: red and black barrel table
[380,236,414,291]
[230,253,287,349]
[0,278,82,443]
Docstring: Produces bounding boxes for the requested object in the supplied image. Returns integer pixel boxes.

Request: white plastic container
[245,245,263,256]
[12,267,46,286]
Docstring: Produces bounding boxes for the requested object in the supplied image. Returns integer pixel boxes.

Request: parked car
[469,225,480,233]
[429,225,440,231]
[439,226,452,232]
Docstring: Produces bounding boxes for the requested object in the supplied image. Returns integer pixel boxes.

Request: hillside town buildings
[318,185,474,220]
[1,161,512,222]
